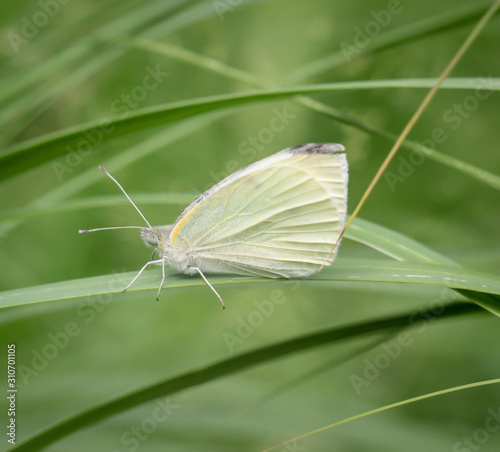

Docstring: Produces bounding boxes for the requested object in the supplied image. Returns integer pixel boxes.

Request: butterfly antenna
[99,166,152,228]
[79,226,143,234]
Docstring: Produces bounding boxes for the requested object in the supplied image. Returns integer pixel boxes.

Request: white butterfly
[80,143,348,308]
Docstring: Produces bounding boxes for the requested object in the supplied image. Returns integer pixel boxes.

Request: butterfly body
[82,143,348,306]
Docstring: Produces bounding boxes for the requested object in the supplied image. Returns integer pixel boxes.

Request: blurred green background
[1,0,499,451]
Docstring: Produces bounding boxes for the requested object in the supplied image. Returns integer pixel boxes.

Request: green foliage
[1,1,499,451]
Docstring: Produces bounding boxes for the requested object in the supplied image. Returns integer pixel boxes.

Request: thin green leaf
[266,378,500,451]
[0,113,224,237]
[0,0,192,145]
[0,194,196,223]
[281,0,499,83]
[236,332,400,416]
[136,40,500,192]
[1,258,499,310]
[0,0,267,146]
[0,0,125,98]
[2,78,499,183]
[9,303,481,452]
[346,218,458,266]
[3,191,498,315]
[293,97,500,191]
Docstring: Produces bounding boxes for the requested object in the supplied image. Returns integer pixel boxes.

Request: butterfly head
[140,225,174,252]
[140,226,160,248]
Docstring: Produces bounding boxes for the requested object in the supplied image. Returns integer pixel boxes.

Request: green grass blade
[131,38,265,87]
[141,0,268,38]
[0,113,225,237]
[1,259,499,310]
[282,0,498,83]
[8,303,481,452]
[2,78,499,183]
[236,331,401,416]
[455,289,500,317]
[0,0,192,144]
[266,378,500,451]
[135,40,500,192]
[0,194,197,223]
[292,97,500,191]
[4,196,499,315]
[346,218,458,266]
[0,0,127,101]
[0,0,267,146]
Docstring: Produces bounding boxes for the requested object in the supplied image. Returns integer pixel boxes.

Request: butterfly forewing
[170,143,348,278]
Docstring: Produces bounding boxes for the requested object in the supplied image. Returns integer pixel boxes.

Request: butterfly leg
[123,258,164,293]
[191,267,225,309]
[156,256,167,301]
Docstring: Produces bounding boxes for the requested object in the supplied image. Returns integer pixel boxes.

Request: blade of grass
[0,193,197,223]
[234,331,401,416]
[0,0,266,145]
[0,0,192,145]
[135,39,500,192]
[265,378,500,451]
[0,0,143,98]
[0,112,226,237]
[2,78,499,183]
[281,0,499,83]
[142,0,268,38]
[340,0,500,240]
[1,258,499,310]
[8,302,482,452]
[293,97,500,191]
[4,194,498,315]
[346,218,459,266]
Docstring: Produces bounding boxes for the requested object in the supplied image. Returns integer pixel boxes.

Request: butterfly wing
[169,143,348,278]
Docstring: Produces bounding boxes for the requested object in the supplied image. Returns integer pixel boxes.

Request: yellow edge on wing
[170,202,202,244]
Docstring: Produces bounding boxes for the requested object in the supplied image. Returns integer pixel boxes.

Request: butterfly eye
[140,228,159,248]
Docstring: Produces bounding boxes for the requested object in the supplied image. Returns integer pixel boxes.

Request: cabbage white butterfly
[80,143,348,308]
